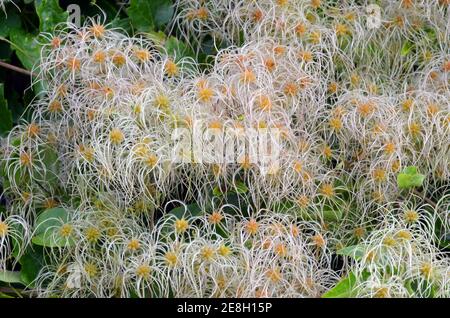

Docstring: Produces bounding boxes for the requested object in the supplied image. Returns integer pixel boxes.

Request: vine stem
[0,60,34,77]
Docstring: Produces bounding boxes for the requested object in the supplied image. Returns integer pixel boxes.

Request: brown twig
[0,60,35,77]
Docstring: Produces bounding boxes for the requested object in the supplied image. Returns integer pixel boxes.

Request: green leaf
[32,207,74,247]
[408,278,437,298]
[222,193,247,216]
[35,0,69,33]
[8,29,41,71]
[0,40,13,61]
[11,137,21,147]
[0,84,12,136]
[213,186,223,197]
[164,36,194,61]
[397,166,425,189]
[127,0,173,33]
[397,175,411,188]
[154,3,174,28]
[401,41,414,56]
[0,7,21,37]
[322,207,343,222]
[147,30,167,45]
[19,246,45,286]
[10,221,25,259]
[271,200,295,213]
[168,203,202,219]
[110,17,132,34]
[95,0,120,20]
[410,175,425,187]
[32,232,75,248]
[439,233,450,249]
[213,181,248,197]
[39,145,60,189]
[233,180,248,194]
[128,0,155,32]
[322,272,358,298]
[337,245,365,260]
[322,271,370,298]
[404,166,417,174]
[34,207,68,235]
[0,271,24,284]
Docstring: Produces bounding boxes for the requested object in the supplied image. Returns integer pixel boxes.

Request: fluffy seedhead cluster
[33,209,339,297]
[0,0,449,297]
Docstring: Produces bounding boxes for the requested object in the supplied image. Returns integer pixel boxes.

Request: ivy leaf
[0,271,24,284]
[397,166,425,189]
[127,0,174,33]
[0,84,13,136]
[35,0,69,33]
